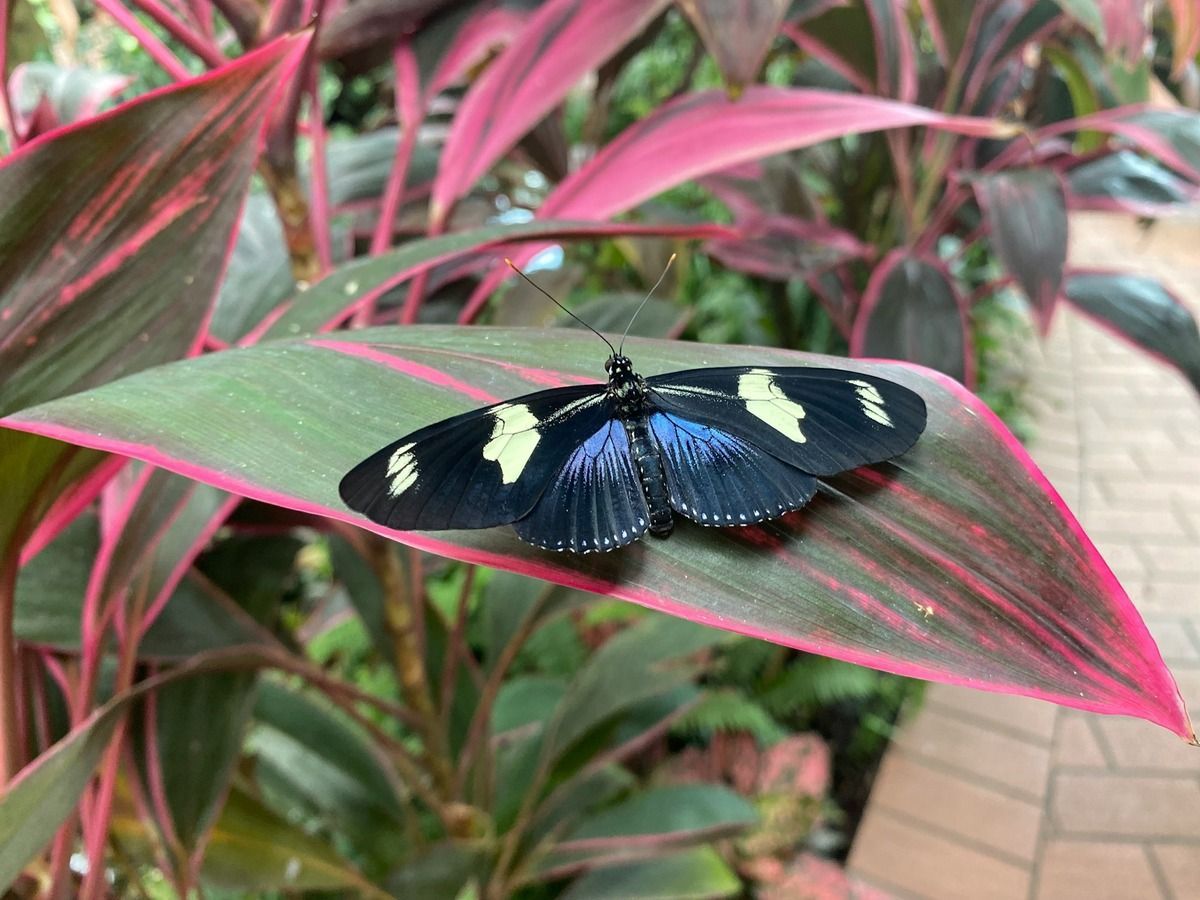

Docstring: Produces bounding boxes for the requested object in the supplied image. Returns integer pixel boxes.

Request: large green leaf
[248,680,406,851]
[198,785,391,896]
[1,327,1191,738]
[135,672,258,853]
[537,785,756,880]
[559,846,740,900]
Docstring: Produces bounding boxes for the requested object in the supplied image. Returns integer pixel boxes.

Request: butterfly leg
[623,417,674,538]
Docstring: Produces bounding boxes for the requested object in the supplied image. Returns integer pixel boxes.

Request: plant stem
[93,0,193,80]
[455,584,553,797]
[368,536,455,799]
[0,547,20,787]
[438,565,476,730]
[131,0,227,68]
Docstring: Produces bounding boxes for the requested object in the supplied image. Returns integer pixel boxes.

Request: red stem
[129,0,227,68]
[307,63,333,273]
[93,0,193,81]
[367,40,424,263]
[0,547,19,786]
[0,0,20,148]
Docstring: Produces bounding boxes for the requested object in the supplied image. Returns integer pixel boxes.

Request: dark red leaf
[851,249,972,385]
[676,0,790,93]
[705,214,869,281]
[971,169,1068,334]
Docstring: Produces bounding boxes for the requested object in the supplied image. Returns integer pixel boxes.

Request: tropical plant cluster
[3,0,1200,897]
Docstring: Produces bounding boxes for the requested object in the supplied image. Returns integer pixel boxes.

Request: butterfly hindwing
[513,415,651,552]
[339,384,610,531]
[645,366,926,477]
[648,410,817,526]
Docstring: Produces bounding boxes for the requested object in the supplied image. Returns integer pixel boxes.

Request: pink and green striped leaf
[1,327,1190,739]
[0,33,309,416]
[971,169,1068,334]
[538,88,1004,221]
[850,250,972,386]
[0,32,307,567]
[1040,107,1200,182]
[462,88,1007,316]
[429,0,671,225]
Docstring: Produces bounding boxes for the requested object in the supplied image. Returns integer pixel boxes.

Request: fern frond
[671,689,787,744]
[760,657,880,719]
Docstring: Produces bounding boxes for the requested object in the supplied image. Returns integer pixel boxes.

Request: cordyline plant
[2,0,1200,896]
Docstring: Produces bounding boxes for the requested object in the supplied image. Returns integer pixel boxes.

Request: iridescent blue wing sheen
[647,410,817,526]
[339,384,609,532]
[645,366,926,476]
[514,416,650,553]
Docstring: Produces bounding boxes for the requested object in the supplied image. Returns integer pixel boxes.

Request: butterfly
[340,264,927,553]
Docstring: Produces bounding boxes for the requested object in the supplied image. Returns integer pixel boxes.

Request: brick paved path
[847,213,1200,900]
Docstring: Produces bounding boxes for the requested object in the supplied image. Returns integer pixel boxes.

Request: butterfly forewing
[646,367,926,477]
[339,384,609,531]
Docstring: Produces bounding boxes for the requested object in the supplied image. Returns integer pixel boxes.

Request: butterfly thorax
[604,354,647,416]
[603,354,673,537]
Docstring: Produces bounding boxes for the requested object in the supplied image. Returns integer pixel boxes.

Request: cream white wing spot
[738,369,808,443]
[482,403,542,484]
[848,379,893,427]
[386,444,419,497]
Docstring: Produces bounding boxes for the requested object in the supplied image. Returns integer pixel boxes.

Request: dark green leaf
[1064,271,1200,393]
[559,846,740,899]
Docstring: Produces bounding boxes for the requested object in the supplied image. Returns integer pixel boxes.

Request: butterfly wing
[513,415,651,553]
[646,410,817,526]
[339,384,610,531]
[645,366,926,477]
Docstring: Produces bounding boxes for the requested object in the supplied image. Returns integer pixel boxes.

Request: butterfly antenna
[504,259,617,356]
[619,253,677,355]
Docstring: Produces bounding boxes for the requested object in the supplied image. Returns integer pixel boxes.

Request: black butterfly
[340,268,927,553]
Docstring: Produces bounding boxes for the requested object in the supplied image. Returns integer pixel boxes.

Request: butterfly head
[605,354,645,409]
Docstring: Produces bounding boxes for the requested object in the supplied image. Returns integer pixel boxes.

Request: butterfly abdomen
[623,415,674,538]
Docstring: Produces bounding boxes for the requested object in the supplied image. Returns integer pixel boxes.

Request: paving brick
[1095,477,1200,506]
[893,708,1052,799]
[1035,841,1162,900]
[1149,843,1200,900]
[1051,773,1200,838]
[925,683,1059,742]
[870,753,1043,861]
[1139,579,1200,617]
[1144,618,1200,663]
[1138,542,1200,581]
[1052,715,1109,768]
[1083,509,1193,541]
[848,810,1030,900]
[1093,716,1200,772]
